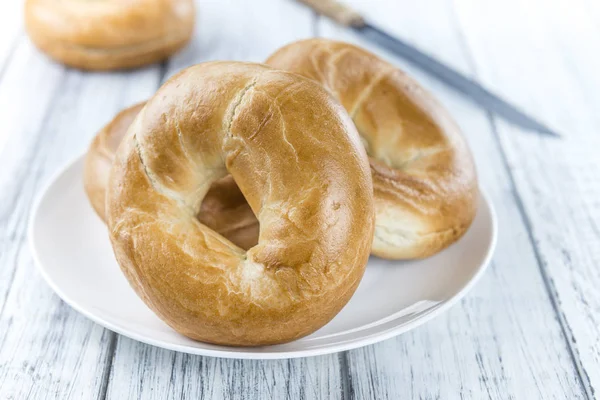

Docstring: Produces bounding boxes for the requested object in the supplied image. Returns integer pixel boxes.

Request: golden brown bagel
[106,62,374,346]
[84,103,259,250]
[84,103,145,222]
[24,0,194,70]
[266,39,478,259]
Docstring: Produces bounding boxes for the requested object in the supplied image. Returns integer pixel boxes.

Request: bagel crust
[267,39,479,259]
[24,0,194,70]
[84,103,145,223]
[106,62,374,346]
[83,103,259,250]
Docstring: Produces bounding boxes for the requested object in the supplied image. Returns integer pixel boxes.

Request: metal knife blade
[358,24,558,136]
[294,0,558,136]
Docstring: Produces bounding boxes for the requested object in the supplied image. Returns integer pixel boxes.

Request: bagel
[266,39,478,259]
[24,0,194,70]
[106,62,374,346]
[84,103,259,250]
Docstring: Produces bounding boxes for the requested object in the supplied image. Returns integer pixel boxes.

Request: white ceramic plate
[29,155,497,359]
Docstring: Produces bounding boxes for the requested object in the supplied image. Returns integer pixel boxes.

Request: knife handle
[296,0,365,27]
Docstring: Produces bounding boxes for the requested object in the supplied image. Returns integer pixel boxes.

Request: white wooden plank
[164,0,317,76]
[453,0,600,396]
[0,42,64,314]
[106,337,342,400]
[0,38,160,399]
[104,1,346,399]
[0,0,24,76]
[318,0,586,398]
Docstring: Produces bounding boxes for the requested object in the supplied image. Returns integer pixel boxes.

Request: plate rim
[28,153,498,360]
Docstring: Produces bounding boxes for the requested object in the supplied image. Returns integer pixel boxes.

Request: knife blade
[296,0,558,137]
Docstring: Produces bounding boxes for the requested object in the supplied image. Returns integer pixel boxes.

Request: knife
[297,0,558,137]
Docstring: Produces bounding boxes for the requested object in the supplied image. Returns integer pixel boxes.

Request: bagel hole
[196,175,259,251]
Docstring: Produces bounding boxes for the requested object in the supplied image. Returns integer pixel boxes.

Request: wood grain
[106,338,343,400]
[453,0,600,396]
[0,0,23,79]
[318,0,588,398]
[163,0,317,79]
[0,37,160,398]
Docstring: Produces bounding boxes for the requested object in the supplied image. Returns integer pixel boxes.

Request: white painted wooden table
[1,0,598,398]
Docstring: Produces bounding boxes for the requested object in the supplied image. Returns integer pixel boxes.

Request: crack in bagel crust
[134,133,194,215]
[106,62,374,346]
[349,65,394,119]
[225,80,258,137]
[266,39,478,259]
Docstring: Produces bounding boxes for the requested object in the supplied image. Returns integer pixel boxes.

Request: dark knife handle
[296,0,365,27]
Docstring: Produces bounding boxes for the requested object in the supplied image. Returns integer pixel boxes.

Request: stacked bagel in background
[73,37,477,345]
